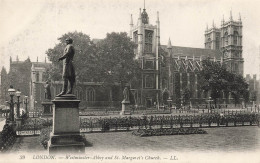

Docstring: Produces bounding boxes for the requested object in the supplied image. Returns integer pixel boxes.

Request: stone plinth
[120,100,130,115]
[41,101,53,116]
[16,118,22,128]
[48,94,85,154]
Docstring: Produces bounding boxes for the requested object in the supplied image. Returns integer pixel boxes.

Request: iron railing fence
[15,113,260,136]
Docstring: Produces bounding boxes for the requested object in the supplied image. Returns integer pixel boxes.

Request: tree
[199,58,248,107]
[228,74,249,106]
[46,31,141,102]
[46,31,98,82]
[96,32,140,88]
[181,87,191,107]
[95,32,141,103]
[199,59,229,107]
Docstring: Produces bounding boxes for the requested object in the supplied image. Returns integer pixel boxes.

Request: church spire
[156,11,160,44]
[141,8,149,24]
[238,12,242,22]
[221,15,225,25]
[167,38,172,49]
[137,8,142,26]
[130,14,133,25]
[129,14,134,39]
[212,20,215,28]
[230,10,233,21]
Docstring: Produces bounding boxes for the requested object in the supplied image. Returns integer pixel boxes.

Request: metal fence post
[170,115,173,129]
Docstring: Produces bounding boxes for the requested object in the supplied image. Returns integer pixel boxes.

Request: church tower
[204,21,221,50]
[129,7,161,108]
[205,11,243,75]
[221,12,243,75]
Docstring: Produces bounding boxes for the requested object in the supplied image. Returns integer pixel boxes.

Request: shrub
[38,128,50,149]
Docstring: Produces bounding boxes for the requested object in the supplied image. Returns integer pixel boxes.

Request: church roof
[32,62,51,68]
[160,45,222,59]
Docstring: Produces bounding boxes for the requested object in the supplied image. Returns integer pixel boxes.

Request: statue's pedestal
[16,118,22,127]
[41,101,53,116]
[120,100,130,115]
[48,94,85,154]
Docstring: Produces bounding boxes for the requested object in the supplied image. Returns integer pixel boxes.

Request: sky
[0,0,260,78]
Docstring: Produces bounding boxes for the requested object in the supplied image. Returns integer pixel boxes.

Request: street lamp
[24,96,28,115]
[208,96,213,113]
[167,97,172,107]
[15,89,21,118]
[7,85,15,122]
[35,100,38,116]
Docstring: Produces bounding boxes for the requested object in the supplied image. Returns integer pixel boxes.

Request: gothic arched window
[216,33,220,49]
[75,87,83,100]
[207,38,211,49]
[36,72,39,82]
[86,88,95,102]
[145,75,154,88]
[234,63,238,73]
[233,31,239,45]
[145,30,153,53]
[224,32,228,46]
[134,31,138,44]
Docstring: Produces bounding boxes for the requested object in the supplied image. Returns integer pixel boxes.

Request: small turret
[156,11,160,45]
[137,8,143,58]
[238,12,242,22]
[229,10,233,21]
[221,15,225,25]
[129,14,134,39]
[137,8,142,26]
[167,38,172,49]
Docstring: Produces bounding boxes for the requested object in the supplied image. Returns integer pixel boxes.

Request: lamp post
[35,101,37,110]
[167,97,172,113]
[180,96,184,113]
[35,100,38,117]
[208,96,213,113]
[16,89,21,118]
[24,96,28,115]
[7,85,16,123]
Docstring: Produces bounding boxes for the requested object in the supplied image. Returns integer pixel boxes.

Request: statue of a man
[56,37,76,96]
[123,86,130,102]
[44,81,51,100]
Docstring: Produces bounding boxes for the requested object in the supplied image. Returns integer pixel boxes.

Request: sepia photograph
[0,0,259,162]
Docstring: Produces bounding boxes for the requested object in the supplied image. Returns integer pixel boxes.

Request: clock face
[224,52,229,58]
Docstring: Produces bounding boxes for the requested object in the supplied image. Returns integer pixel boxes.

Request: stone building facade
[29,61,122,110]
[129,8,244,107]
